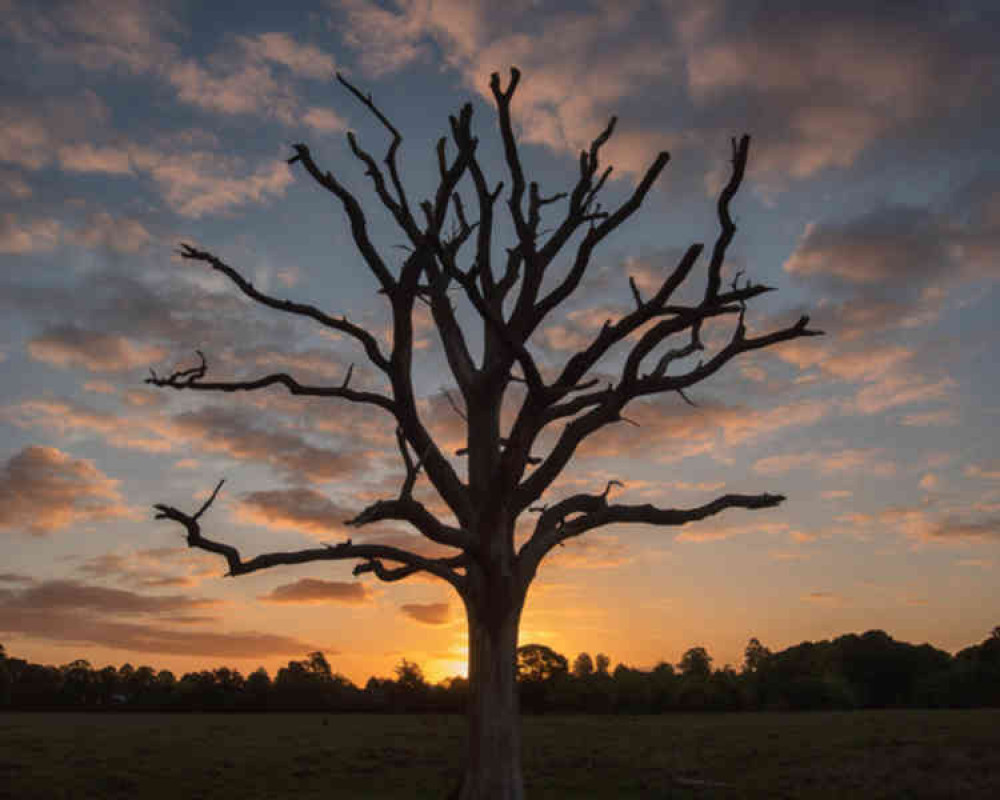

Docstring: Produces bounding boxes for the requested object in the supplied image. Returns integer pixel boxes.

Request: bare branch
[176,244,389,372]
[336,73,417,240]
[521,490,786,571]
[154,483,465,588]
[288,144,396,293]
[146,351,396,413]
[489,67,528,240]
[704,135,750,305]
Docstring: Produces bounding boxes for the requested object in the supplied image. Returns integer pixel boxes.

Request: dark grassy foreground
[1,710,998,799]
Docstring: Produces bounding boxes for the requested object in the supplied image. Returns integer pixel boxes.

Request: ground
[1,710,998,798]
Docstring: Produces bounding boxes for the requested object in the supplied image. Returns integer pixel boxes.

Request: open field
[1,710,998,799]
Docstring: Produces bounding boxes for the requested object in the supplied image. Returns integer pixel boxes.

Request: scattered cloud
[76,547,219,588]
[801,591,844,607]
[919,473,939,491]
[303,106,348,133]
[966,462,1000,481]
[900,409,958,427]
[0,578,217,615]
[28,325,166,372]
[260,578,369,605]
[399,601,451,625]
[0,213,61,254]
[753,448,896,478]
[0,604,321,657]
[235,488,353,537]
[0,446,129,535]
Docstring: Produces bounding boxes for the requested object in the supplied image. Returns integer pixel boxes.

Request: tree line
[2,627,997,714]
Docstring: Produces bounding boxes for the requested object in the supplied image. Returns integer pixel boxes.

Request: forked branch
[146,351,395,413]
[176,244,389,371]
[153,481,466,589]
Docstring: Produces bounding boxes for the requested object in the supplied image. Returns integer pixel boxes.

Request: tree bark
[455,597,525,800]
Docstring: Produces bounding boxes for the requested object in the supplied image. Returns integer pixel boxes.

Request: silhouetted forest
[2,628,998,713]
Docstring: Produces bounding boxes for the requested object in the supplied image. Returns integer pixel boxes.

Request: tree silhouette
[148,67,820,798]
[572,652,595,678]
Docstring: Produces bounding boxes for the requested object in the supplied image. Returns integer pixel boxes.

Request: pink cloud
[399,601,452,625]
[303,106,348,133]
[0,446,129,535]
[259,578,369,605]
[0,168,32,198]
[753,448,896,478]
[28,325,166,372]
[801,591,845,607]
[0,213,61,254]
[235,488,353,538]
[58,142,132,174]
[237,32,337,79]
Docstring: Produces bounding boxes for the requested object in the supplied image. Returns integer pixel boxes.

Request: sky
[0,0,998,685]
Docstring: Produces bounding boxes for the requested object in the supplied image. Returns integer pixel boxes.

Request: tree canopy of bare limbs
[148,67,821,799]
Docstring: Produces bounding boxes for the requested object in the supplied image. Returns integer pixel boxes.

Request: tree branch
[176,244,389,372]
[288,144,396,293]
[336,72,420,242]
[153,482,466,589]
[521,489,785,571]
[146,351,396,413]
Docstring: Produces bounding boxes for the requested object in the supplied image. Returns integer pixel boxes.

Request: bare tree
[149,68,821,799]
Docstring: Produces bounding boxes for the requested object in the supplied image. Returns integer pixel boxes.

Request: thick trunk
[454,602,524,800]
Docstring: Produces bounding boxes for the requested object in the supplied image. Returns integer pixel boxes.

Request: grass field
[1,709,998,798]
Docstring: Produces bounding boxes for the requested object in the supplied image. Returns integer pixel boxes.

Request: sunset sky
[1,0,998,685]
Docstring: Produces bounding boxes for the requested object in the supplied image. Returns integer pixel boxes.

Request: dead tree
[149,68,821,799]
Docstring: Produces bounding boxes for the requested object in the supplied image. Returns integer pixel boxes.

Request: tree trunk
[454,601,524,800]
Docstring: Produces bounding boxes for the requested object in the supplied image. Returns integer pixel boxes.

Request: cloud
[926,516,1000,542]
[801,591,844,607]
[28,325,166,372]
[64,212,152,252]
[2,0,181,74]
[579,396,828,462]
[899,409,958,427]
[965,462,1000,480]
[130,147,294,218]
[58,142,133,174]
[165,31,336,123]
[0,168,32,198]
[676,520,790,543]
[238,32,337,79]
[753,448,896,478]
[0,604,321,657]
[235,488,353,537]
[785,209,956,288]
[171,406,368,483]
[0,578,217,615]
[5,396,378,483]
[259,578,369,605]
[0,213,61,254]
[334,0,998,188]
[399,601,451,625]
[4,398,172,453]
[76,547,219,588]
[0,446,129,535]
[0,90,111,171]
[303,106,348,133]
[166,58,298,121]
[854,504,1000,544]
[545,532,633,569]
